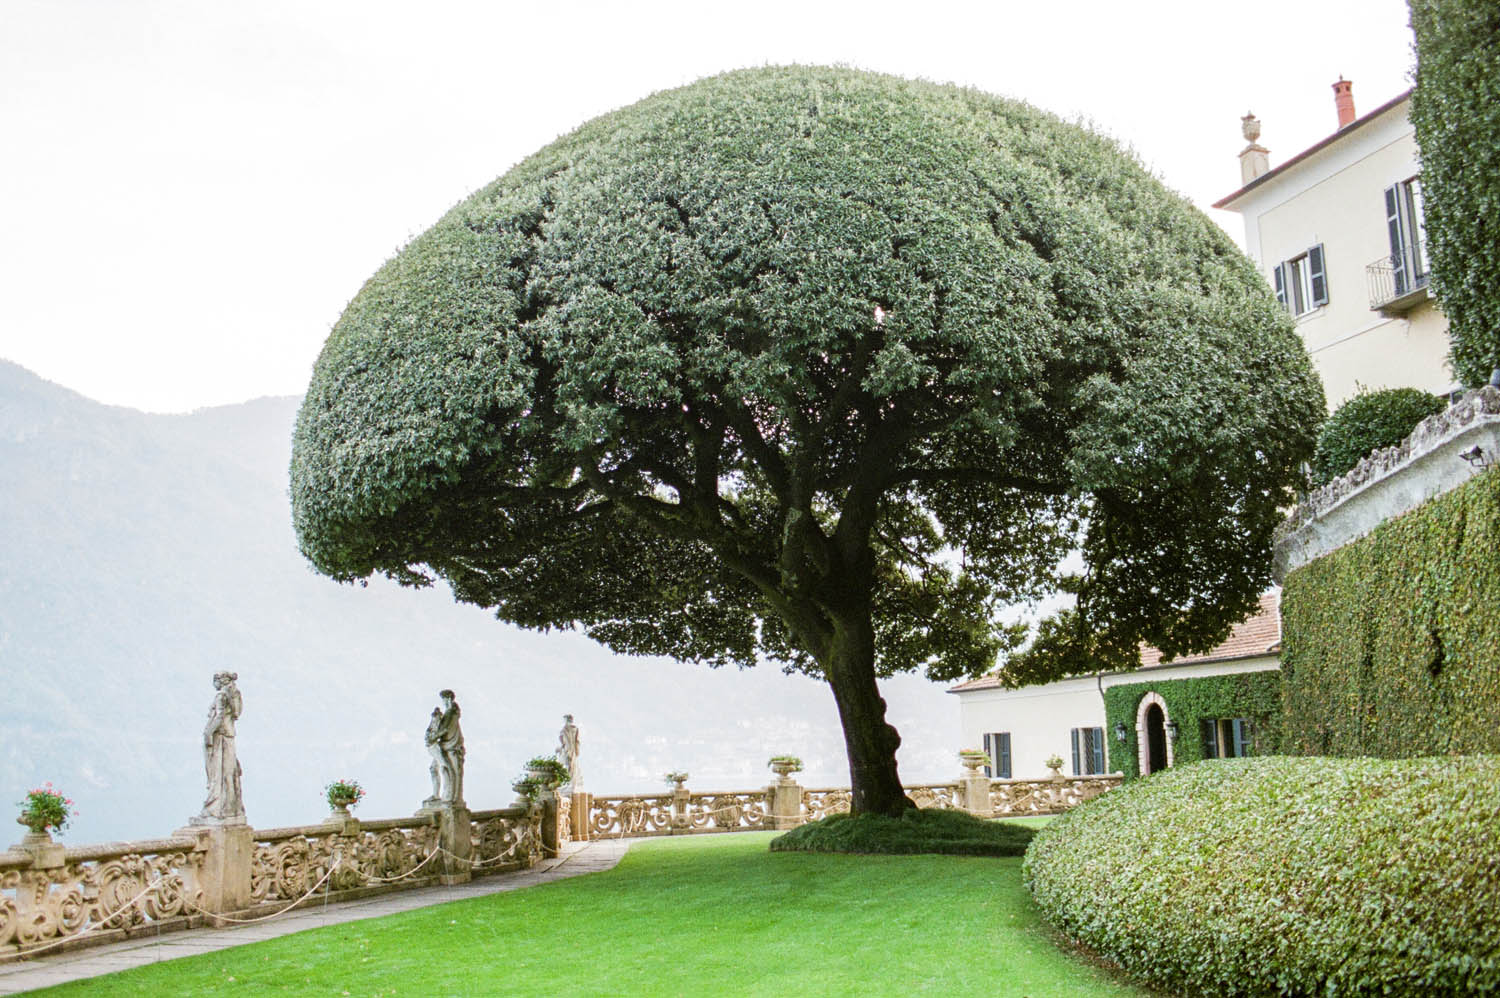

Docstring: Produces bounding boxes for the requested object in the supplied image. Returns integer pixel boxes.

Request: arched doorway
[1135,691,1175,776]
[1144,704,1168,774]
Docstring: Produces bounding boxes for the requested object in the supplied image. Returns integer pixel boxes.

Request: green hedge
[1281,466,1500,756]
[1103,671,1282,779]
[1310,388,1446,486]
[1023,757,1500,996]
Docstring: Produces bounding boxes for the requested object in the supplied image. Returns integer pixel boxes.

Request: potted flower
[767,754,804,782]
[1044,755,1066,781]
[325,779,366,818]
[959,749,990,774]
[526,756,571,790]
[663,771,690,790]
[16,783,73,842]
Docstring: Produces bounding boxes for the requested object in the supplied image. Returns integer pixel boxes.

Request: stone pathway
[0,838,631,995]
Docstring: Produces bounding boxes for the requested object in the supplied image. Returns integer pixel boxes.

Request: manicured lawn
[37,830,1149,997]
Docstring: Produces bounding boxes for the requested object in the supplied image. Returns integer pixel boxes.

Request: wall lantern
[1459,445,1489,469]
[1165,720,1180,741]
[1114,722,1128,742]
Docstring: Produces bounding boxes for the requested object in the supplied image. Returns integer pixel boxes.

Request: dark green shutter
[1070,728,1081,776]
[1386,185,1408,295]
[1308,244,1328,306]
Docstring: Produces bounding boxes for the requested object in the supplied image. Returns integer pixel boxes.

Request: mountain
[0,361,957,844]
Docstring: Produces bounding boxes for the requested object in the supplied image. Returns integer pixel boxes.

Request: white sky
[2,0,1417,413]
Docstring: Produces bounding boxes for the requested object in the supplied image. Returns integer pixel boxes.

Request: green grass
[770,806,1038,856]
[37,830,1150,997]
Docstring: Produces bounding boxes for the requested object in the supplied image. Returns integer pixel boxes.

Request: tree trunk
[824,608,914,817]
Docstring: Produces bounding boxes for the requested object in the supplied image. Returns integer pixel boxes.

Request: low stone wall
[581,774,1121,839]
[0,805,540,963]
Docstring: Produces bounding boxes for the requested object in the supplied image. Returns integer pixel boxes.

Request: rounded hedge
[1022,757,1500,996]
[770,808,1036,857]
[1311,387,1447,486]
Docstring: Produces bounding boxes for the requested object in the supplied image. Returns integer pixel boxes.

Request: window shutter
[983,732,994,778]
[1090,728,1105,775]
[999,733,1012,780]
[1273,262,1287,309]
[1233,719,1253,758]
[1201,719,1219,759]
[1385,185,1407,295]
[1308,244,1328,306]
[1070,729,1081,776]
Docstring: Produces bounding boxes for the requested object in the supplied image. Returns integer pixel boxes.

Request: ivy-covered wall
[1280,467,1500,756]
[1102,671,1282,780]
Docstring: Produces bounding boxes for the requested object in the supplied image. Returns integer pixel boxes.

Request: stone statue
[558,714,580,789]
[423,689,465,807]
[197,671,245,823]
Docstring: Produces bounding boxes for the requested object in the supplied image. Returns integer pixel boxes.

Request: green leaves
[1311,387,1446,486]
[1281,466,1500,756]
[1410,0,1500,386]
[1023,757,1500,996]
[290,66,1322,691]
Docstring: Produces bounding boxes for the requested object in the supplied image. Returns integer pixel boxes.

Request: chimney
[1333,77,1356,128]
[1239,112,1270,184]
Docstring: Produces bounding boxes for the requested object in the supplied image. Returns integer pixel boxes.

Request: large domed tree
[291,67,1323,816]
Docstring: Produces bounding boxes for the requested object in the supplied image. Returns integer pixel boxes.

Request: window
[983,732,1011,779]
[1071,727,1106,776]
[1385,178,1427,297]
[1200,718,1254,759]
[1274,244,1328,316]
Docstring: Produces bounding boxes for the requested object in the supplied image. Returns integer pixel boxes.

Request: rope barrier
[8,877,167,957]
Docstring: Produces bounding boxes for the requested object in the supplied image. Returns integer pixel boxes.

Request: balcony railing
[1367,256,1431,315]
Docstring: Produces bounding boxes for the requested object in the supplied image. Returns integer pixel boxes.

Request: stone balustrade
[581,774,1121,840]
[3,767,1120,962]
[1,805,541,963]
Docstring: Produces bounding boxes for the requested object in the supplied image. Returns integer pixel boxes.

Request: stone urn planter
[767,756,803,784]
[1044,756,1066,782]
[15,818,52,846]
[959,752,989,776]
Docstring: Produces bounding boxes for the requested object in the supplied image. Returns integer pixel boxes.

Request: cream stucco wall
[1227,98,1455,408]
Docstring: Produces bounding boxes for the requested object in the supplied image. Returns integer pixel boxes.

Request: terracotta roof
[1212,88,1412,210]
[948,591,1281,693]
[1137,590,1281,668]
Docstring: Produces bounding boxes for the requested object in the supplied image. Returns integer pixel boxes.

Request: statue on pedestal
[558,714,581,790]
[196,671,245,824]
[423,689,465,807]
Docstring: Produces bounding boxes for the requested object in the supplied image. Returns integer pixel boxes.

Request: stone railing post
[960,772,994,818]
[173,822,253,922]
[539,794,561,859]
[671,784,691,831]
[768,778,804,830]
[570,791,591,842]
[416,800,472,884]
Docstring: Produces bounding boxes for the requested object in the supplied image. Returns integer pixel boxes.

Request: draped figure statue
[423,689,465,807]
[558,714,580,790]
[198,671,245,822]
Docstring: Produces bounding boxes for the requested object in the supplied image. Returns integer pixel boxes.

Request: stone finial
[1238,112,1270,184]
[1241,112,1261,143]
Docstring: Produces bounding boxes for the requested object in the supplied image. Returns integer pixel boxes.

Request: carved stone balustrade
[988,775,1122,816]
[1,838,203,960]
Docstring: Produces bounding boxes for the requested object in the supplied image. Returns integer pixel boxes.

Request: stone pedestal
[323,813,361,837]
[670,786,691,831]
[570,792,591,842]
[10,829,65,869]
[540,797,562,859]
[960,774,993,818]
[174,821,253,922]
[417,805,472,885]
[768,780,803,830]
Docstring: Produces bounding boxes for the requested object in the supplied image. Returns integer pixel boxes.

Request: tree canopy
[1410,0,1500,386]
[291,67,1323,814]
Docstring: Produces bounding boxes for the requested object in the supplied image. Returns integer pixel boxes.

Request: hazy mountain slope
[0,361,956,844]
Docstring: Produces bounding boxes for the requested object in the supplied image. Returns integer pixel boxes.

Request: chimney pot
[1333,77,1356,129]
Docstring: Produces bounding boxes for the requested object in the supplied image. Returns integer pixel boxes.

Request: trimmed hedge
[769,808,1035,857]
[1311,387,1446,486]
[1023,757,1500,996]
[1103,671,1281,779]
[1410,0,1500,386]
[1281,466,1500,756]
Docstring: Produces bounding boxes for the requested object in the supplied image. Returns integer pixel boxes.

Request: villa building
[953,79,1456,780]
